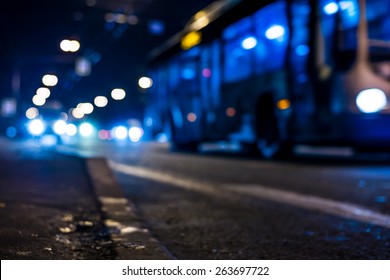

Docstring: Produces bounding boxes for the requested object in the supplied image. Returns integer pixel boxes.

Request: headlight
[79,122,94,137]
[129,127,143,142]
[53,120,67,135]
[65,124,77,136]
[112,126,128,140]
[356,88,387,113]
[27,119,45,136]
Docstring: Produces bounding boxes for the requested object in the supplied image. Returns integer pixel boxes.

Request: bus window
[222,17,253,82]
[290,0,310,84]
[337,0,390,66]
[179,59,199,94]
[339,0,359,30]
[320,0,338,68]
[254,1,288,73]
[366,0,390,81]
[366,0,390,52]
[168,61,180,90]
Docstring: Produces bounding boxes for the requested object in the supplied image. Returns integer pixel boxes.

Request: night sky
[0,0,214,126]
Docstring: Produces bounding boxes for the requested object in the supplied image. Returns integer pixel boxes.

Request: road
[57,140,390,259]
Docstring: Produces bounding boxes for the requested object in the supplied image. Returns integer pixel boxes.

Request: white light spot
[265,25,285,40]
[241,36,257,50]
[356,88,387,113]
[111,88,126,100]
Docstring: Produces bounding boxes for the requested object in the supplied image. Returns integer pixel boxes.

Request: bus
[144,0,390,158]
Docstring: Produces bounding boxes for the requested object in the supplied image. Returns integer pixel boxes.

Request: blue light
[323,2,339,15]
[295,45,309,56]
[6,127,17,138]
[181,68,196,80]
[148,20,165,35]
[27,119,45,136]
[241,36,258,50]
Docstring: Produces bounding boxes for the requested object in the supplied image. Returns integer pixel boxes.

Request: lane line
[109,160,218,195]
[109,160,390,229]
[225,185,390,229]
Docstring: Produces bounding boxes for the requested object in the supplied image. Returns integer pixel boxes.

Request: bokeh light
[26,107,39,119]
[138,77,153,89]
[94,96,108,107]
[111,88,126,100]
[32,95,46,106]
[42,74,58,86]
[36,87,51,98]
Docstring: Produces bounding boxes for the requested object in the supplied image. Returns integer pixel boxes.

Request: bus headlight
[356,88,387,113]
[27,119,45,136]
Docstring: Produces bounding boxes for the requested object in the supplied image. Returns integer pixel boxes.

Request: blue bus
[145,0,390,158]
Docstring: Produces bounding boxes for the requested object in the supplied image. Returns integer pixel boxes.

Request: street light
[42,74,58,87]
[138,76,153,89]
[60,39,80,52]
[111,88,126,100]
[94,96,108,107]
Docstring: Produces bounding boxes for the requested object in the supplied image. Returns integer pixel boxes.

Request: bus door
[170,49,203,143]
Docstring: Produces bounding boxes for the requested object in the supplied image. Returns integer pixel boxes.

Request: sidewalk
[0,137,171,259]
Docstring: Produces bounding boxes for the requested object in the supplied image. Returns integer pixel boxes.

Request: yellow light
[195,11,207,20]
[193,11,209,29]
[277,99,291,110]
[181,31,202,50]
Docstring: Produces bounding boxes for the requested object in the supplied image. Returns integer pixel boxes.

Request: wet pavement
[0,137,171,259]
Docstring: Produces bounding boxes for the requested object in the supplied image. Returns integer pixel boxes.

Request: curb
[86,157,174,260]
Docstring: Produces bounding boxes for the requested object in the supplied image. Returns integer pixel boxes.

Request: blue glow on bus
[241,36,258,50]
[265,25,285,40]
[323,2,339,15]
[295,45,309,56]
[181,68,196,80]
[339,0,359,28]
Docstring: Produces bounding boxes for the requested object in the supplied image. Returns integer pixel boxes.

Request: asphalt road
[58,140,390,259]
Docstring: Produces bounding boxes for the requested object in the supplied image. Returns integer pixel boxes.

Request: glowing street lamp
[138,77,153,89]
[36,87,51,98]
[111,88,126,100]
[60,39,80,52]
[42,74,58,87]
[94,96,108,107]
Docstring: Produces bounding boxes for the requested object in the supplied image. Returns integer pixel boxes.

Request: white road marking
[109,161,390,229]
[109,160,218,195]
[225,185,390,229]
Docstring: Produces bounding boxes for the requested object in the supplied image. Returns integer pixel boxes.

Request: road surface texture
[0,137,170,259]
[60,141,390,259]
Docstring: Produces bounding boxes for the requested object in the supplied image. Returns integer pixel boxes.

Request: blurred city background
[0,0,213,137]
